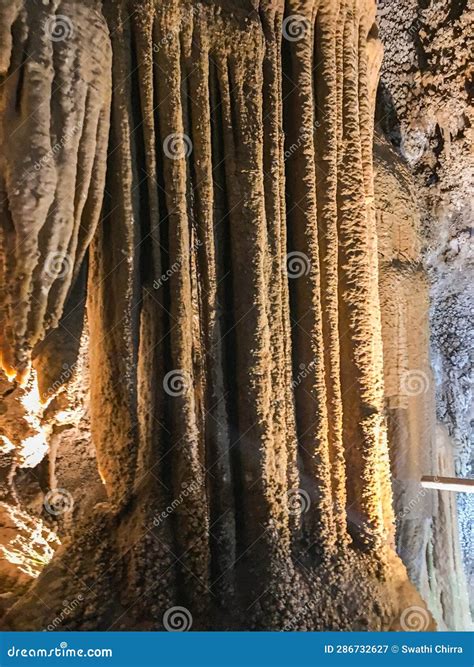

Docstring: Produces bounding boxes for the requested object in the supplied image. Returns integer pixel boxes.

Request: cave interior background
[0,0,472,632]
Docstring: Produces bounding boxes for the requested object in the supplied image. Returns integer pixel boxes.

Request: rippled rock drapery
[0,0,434,630]
[0,0,111,382]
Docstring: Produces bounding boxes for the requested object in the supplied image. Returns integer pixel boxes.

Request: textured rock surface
[374,132,472,630]
[0,0,111,380]
[377,0,473,623]
[0,0,464,631]
[0,501,59,614]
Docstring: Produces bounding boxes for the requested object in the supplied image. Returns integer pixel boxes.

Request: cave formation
[0,0,470,631]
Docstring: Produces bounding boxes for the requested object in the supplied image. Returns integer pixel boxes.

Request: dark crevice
[9,17,28,113]
[182,61,196,270]
[446,0,468,23]
[152,43,175,557]
[433,123,444,160]
[375,82,402,148]
[130,29,153,289]
[226,59,240,151]
[413,30,429,71]
[209,59,241,562]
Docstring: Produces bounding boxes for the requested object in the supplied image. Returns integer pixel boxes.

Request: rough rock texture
[0,320,103,613]
[377,0,473,623]
[0,0,445,631]
[0,0,111,380]
[0,502,59,614]
[374,133,472,631]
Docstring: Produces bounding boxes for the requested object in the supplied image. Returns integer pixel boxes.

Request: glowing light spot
[18,433,48,468]
[0,504,60,579]
[0,435,15,454]
[20,372,42,414]
[54,409,73,424]
[18,370,49,469]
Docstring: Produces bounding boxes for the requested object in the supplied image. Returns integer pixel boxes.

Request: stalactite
[0,0,111,382]
[0,0,435,631]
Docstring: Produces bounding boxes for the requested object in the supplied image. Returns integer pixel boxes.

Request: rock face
[374,133,472,631]
[0,0,456,631]
[0,502,59,614]
[0,0,111,380]
[377,0,473,627]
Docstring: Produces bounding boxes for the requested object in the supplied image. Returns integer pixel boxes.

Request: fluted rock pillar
[1,0,433,631]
